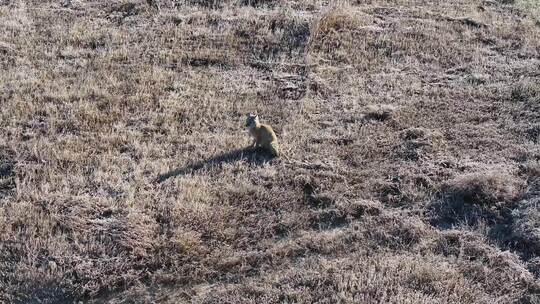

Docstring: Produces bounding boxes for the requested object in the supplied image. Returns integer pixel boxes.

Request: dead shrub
[0,146,15,199]
[525,124,540,143]
[49,199,160,296]
[182,56,231,69]
[184,0,224,9]
[511,80,540,104]
[445,171,525,205]
[370,214,433,249]
[308,6,362,52]
[229,13,309,67]
[511,197,540,257]
[377,178,428,206]
[239,0,278,7]
[270,14,311,53]
[395,128,446,161]
[362,104,396,122]
[433,230,464,257]
[108,1,142,19]
[336,199,382,218]
[400,127,443,143]
[309,208,348,230]
[527,257,540,278]
[311,7,359,38]
[519,160,540,180]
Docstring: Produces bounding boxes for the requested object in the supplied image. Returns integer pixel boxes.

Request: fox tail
[269,141,280,157]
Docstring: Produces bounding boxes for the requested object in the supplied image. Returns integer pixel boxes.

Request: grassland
[0,0,539,303]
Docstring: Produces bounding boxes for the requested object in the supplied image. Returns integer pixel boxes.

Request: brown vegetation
[444,170,525,205]
[0,0,539,303]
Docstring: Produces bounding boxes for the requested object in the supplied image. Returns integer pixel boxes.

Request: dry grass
[445,170,525,205]
[1,0,539,303]
[512,197,540,257]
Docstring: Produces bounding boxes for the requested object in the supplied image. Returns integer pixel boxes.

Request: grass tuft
[1,0,539,302]
[445,171,525,205]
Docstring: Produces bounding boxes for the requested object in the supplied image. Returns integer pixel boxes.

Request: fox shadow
[155,147,275,183]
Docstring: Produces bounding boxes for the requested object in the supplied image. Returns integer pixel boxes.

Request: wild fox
[245,113,280,157]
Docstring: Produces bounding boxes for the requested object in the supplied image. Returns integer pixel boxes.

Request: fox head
[245,113,259,128]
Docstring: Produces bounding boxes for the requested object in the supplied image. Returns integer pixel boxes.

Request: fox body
[246,114,280,157]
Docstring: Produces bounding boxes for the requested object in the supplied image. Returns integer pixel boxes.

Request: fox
[245,113,280,157]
